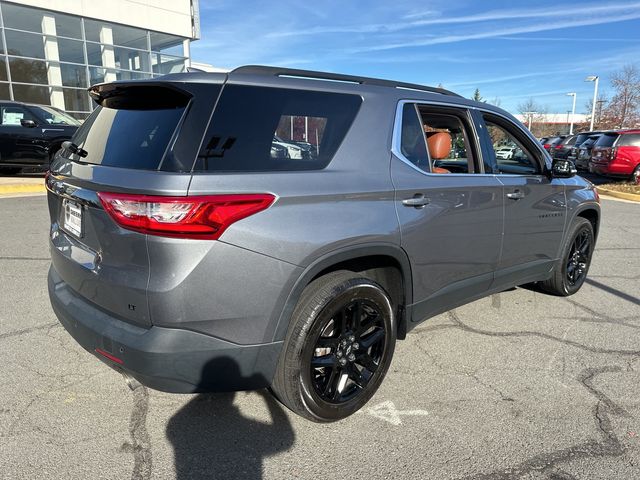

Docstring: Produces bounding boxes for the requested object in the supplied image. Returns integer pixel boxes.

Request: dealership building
[0,0,200,118]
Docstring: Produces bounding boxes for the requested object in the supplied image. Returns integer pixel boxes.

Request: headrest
[427,132,452,160]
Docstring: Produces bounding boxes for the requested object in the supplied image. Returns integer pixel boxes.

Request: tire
[632,164,640,185]
[271,271,396,422]
[541,218,595,296]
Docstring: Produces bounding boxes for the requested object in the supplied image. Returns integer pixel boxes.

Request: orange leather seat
[426,132,451,174]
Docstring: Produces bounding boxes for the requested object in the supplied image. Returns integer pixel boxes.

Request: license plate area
[62,198,83,238]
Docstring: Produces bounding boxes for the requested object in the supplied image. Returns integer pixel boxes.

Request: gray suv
[47,66,600,422]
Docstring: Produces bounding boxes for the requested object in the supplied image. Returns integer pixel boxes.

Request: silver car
[47,66,600,422]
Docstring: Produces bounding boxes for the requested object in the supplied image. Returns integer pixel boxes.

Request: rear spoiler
[88,81,194,109]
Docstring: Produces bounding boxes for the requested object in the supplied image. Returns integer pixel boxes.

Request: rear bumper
[589,160,633,176]
[48,266,282,393]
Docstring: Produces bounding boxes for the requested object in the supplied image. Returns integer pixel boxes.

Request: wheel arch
[575,204,600,241]
[272,244,413,343]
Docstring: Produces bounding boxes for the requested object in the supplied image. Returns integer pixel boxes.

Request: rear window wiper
[62,140,88,158]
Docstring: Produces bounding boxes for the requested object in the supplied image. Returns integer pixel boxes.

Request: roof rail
[231,65,462,97]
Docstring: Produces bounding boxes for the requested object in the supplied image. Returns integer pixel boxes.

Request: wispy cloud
[268,1,640,38]
[351,12,640,52]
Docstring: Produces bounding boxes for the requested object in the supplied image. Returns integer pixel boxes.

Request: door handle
[506,190,525,200]
[402,194,430,208]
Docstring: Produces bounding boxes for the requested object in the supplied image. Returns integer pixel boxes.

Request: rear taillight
[97,192,275,239]
[543,144,551,149]
[610,147,618,160]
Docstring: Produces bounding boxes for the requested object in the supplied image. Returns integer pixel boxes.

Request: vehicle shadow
[166,357,295,480]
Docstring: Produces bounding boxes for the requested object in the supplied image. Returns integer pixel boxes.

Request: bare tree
[603,65,640,128]
[517,98,548,136]
[487,96,502,108]
[584,93,609,130]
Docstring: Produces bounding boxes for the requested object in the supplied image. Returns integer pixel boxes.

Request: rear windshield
[66,85,189,170]
[594,133,618,148]
[574,133,591,145]
[193,85,362,172]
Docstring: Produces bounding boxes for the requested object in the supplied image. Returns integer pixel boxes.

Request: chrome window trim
[391,99,490,178]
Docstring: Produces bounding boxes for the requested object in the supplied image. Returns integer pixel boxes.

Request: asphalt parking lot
[1,193,639,480]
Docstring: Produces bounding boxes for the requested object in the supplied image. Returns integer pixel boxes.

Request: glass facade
[0,1,189,119]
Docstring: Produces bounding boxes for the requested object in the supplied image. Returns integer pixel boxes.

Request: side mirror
[20,118,37,128]
[551,159,576,178]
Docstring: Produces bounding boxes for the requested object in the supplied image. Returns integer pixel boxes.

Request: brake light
[97,192,275,239]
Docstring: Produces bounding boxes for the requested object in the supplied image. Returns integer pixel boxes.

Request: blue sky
[191,1,640,114]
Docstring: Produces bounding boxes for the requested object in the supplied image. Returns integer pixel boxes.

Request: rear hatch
[591,132,619,163]
[47,78,223,327]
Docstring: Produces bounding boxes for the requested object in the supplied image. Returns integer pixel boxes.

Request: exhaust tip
[121,372,142,391]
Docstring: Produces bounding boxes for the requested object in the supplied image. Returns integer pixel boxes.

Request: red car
[589,129,640,183]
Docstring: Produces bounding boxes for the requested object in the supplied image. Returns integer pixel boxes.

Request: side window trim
[391,99,485,176]
[470,109,497,174]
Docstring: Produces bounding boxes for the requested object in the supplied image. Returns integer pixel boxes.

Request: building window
[8,57,48,84]
[1,3,82,38]
[12,84,51,105]
[56,37,85,64]
[0,82,10,100]
[5,30,46,59]
[0,2,189,117]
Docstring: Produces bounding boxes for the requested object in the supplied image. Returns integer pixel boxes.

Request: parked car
[0,101,80,174]
[568,131,600,165]
[47,66,600,422]
[495,146,517,159]
[589,129,640,183]
[543,135,567,153]
[273,136,305,159]
[575,133,603,170]
[552,134,577,160]
[270,142,289,159]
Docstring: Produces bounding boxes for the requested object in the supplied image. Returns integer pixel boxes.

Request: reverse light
[97,192,275,239]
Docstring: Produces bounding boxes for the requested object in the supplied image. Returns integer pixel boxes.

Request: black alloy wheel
[566,228,591,287]
[308,298,386,404]
[271,271,396,422]
[541,217,595,296]
[632,164,640,185]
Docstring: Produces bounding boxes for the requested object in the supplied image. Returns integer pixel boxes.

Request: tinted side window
[194,85,362,172]
[0,105,35,125]
[483,114,541,175]
[595,133,618,147]
[417,107,476,174]
[619,134,640,146]
[399,103,429,171]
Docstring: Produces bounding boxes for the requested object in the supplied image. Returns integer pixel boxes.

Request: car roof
[0,100,60,110]
[93,64,528,130]
[612,129,640,135]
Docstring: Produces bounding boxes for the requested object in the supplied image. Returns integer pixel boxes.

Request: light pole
[523,111,537,131]
[585,75,599,131]
[566,92,576,134]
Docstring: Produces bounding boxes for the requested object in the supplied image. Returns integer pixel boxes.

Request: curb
[596,187,640,203]
[0,183,46,195]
